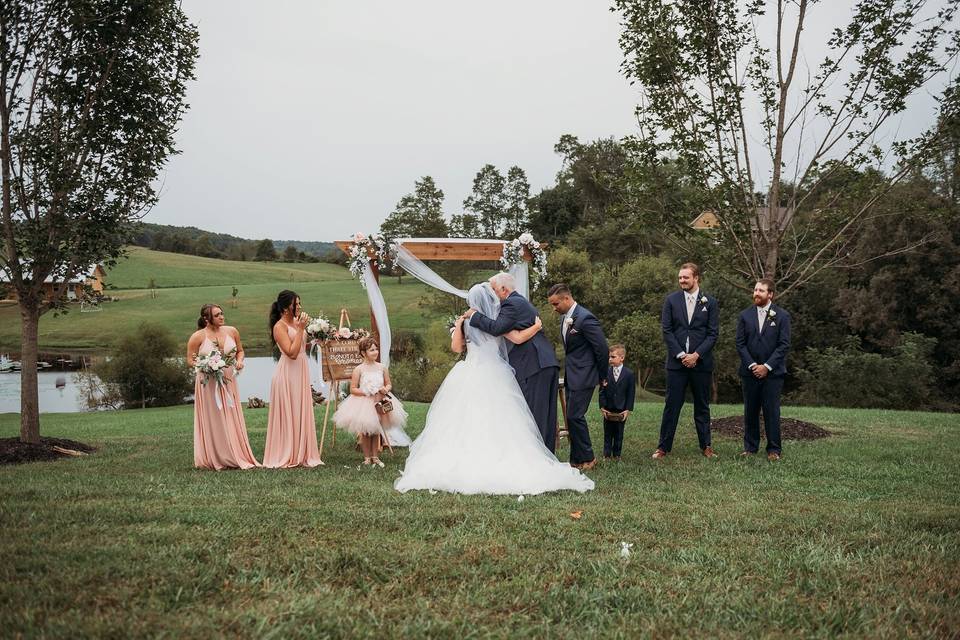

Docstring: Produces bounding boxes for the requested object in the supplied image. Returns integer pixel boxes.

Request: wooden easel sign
[317,309,366,457]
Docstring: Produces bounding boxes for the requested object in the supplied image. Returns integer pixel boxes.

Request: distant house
[0,264,106,302]
[690,207,792,233]
[690,211,721,229]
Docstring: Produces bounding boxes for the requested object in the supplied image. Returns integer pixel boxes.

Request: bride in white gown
[395,283,595,495]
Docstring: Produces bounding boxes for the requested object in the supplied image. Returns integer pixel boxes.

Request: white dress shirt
[751,303,773,371]
[679,289,699,357]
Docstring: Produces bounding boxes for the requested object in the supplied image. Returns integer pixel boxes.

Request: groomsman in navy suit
[548,283,609,470]
[735,278,791,461]
[653,262,720,459]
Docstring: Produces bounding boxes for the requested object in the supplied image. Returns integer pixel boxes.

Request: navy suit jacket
[735,303,791,377]
[470,291,559,380]
[560,304,609,391]
[661,289,719,371]
[599,365,635,413]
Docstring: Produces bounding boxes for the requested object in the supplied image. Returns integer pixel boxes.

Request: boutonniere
[768,309,776,318]
[564,317,574,328]
[699,295,708,305]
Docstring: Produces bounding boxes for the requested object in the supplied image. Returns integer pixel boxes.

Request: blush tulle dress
[333,365,410,442]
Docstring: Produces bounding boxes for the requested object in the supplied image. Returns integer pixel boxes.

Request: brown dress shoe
[580,458,597,470]
[651,449,667,459]
[702,446,718,459]
[738,450,756,457]
[767,452,781,461]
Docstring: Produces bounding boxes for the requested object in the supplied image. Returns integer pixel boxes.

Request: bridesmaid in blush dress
[262,290,324,468]
[188,303,260,470]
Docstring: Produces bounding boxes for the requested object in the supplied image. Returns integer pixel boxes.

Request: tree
[96,323,192,409]
[462,164,508,237]
[254,239,277,261]
[615,0,960,296]
[380,176,449,239]
[503,166,531,238]
[528,179,582,242]
[282,244,299,262]
[0,1,198,443]
[611,312,662,388]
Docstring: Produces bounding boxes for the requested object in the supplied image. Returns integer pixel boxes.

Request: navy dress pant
[741,375,784,453]
[658,368,712,452]
[565,386,596,464]
[519,366,560,452]
[602,419,625,457]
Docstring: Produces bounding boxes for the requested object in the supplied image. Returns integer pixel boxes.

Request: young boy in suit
[599,344,636,460]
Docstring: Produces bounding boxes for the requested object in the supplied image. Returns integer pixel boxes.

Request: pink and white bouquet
[193,343,238,389]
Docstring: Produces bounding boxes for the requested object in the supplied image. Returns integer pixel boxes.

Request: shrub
[389,322,458,402]
[96,323,192,409]
[792,333,937,410]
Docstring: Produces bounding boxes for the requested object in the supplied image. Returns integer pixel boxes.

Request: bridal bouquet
[194,343,238,389]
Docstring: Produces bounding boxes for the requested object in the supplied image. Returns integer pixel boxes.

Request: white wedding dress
[395,284,594,495]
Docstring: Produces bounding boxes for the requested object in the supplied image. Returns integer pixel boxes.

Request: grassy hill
[105,246,350,289]
[0,247,441,352]
[1,402,957,636]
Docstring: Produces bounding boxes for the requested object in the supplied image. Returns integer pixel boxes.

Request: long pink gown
[194,334,260,470]
[262,322,323,468]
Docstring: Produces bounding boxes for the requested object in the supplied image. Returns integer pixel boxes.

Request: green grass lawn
[0,248,442,352]
[1,402,958,637]
[105,246,353,290]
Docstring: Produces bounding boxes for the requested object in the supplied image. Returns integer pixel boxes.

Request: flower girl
[333,337,408,467]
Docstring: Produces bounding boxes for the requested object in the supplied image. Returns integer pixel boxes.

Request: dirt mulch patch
[0,436,97,465]
[711,416,831,441]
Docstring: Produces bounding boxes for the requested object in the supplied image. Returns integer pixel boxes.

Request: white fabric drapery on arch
[356,238,532,371]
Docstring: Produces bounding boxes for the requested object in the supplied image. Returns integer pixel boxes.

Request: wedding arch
[333,235,546,367]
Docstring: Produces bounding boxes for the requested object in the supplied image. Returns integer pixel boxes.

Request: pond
[0,356,330,414]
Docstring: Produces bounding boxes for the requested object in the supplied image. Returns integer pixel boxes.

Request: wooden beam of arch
[335,239,544,262]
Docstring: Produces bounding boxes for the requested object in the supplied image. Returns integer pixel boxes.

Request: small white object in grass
[429,489,438,495]
[620,541,633,559]
[517,495,525,502]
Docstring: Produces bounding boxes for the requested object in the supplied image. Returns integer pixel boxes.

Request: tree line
[132,223,339,263]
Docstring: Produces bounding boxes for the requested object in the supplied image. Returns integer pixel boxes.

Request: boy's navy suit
[599,364,635,458]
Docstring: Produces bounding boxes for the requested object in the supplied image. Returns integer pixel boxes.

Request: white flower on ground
[517,495,525,502]
[620,541,633,559]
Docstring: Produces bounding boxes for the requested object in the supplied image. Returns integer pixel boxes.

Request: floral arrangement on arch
[500,232,548,289]
[347,232,393,288]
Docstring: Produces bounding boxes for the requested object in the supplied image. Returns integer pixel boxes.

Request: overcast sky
[149,1,947,243]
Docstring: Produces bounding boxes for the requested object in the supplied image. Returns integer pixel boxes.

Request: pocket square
[770,321,776,326]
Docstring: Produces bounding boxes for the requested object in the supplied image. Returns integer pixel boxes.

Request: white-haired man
[465,273,561,451]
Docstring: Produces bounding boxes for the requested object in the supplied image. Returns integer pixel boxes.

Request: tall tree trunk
[19,304,40,444]
[763,241,779,280]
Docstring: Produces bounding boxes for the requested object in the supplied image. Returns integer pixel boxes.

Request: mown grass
[0,248,441,352]
[1,402,957,638]
[105,246,352,290]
